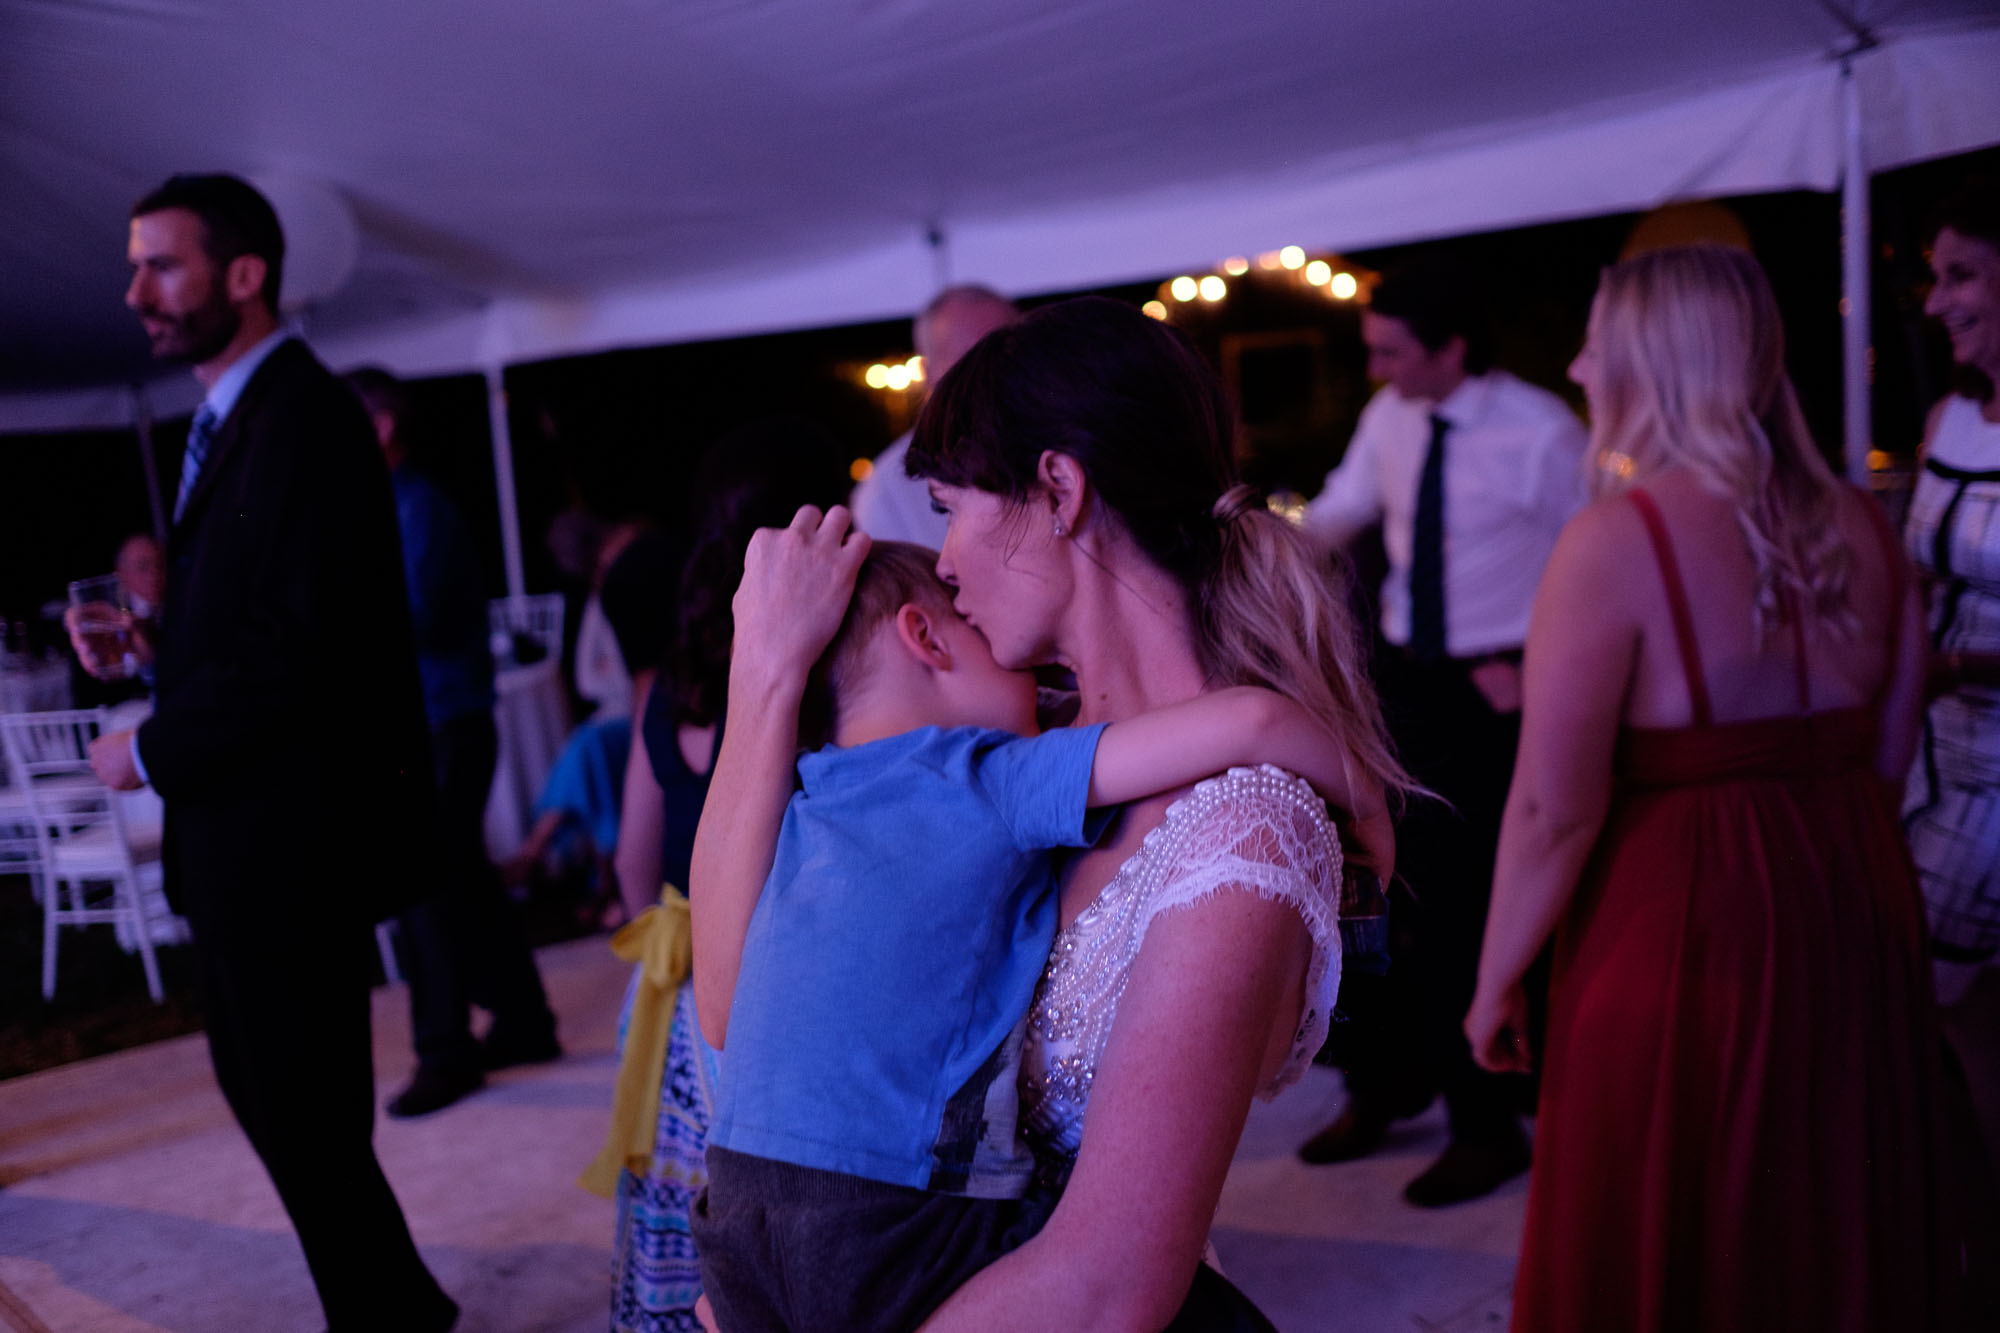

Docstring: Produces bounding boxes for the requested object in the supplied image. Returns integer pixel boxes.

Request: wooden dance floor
[0,936,1525,1332]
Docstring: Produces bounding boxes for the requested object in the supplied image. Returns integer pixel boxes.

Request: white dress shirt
[849,432,948,550]
[1304,370,1588,657]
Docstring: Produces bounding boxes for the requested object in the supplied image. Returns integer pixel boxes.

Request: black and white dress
[1905,394,2000,968]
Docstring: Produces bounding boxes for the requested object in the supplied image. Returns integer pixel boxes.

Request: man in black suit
[75,174,457,1331]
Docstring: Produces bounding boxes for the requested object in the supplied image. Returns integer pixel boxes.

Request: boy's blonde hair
[799,541,956,749]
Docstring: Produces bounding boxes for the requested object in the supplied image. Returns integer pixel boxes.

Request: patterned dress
[611,977,717,1333]
[1020,764,1344,1170]
[1904,395,2000,965]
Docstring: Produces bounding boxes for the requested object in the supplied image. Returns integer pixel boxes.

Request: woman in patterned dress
[1905,178,2000,1004]
[606,425,850,1333]
[719,296,1406,1327]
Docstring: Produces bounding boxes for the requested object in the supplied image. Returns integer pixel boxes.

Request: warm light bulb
[1222,256,1250,276]
[1199,275,1227,302]
[865,363,890,388]
[1330,272,1358,300]
[1170,276,1199,301]
[1279,246,1306,270]
[1256,251,1283,270]
[1304,260,1332,286]
[885,364,912,391]
[907,355,925,382]
[1142,300,1169,320]
[850,457,874,483]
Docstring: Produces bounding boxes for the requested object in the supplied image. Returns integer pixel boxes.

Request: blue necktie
[1409,413,1449,661]
[174,404,220,523]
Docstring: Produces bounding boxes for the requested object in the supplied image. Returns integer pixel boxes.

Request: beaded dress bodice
[1019,764,1344,1170]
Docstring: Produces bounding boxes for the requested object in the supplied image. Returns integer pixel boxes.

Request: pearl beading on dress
[1020,764,1344,1166]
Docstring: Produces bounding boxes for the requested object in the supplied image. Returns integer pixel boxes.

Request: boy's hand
[731,504,871,698]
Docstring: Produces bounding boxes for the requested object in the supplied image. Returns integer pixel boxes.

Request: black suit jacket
[140,339,437,925]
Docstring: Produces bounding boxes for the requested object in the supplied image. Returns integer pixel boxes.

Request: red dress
[1511,490,1960,1332]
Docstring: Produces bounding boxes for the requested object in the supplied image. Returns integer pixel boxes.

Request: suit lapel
[170,340,296,544]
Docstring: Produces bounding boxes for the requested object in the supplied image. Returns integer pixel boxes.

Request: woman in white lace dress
[885,297,1407,1328]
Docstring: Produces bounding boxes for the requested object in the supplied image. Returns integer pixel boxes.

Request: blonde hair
[1588,245,1853,638]
[1201,485,1415,802]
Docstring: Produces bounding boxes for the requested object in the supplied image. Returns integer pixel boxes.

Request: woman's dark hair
[907,296,1411,800]
[664,417,852,726]
[1935,175,2000,403]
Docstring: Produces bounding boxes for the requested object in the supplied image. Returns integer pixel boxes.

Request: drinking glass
[69,574,139,679]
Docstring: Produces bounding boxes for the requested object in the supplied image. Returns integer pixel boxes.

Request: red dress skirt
[1514,491,1960,1331]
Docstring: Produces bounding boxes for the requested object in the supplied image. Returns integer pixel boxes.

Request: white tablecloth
[485,659,569,860]
[0,659,72,714]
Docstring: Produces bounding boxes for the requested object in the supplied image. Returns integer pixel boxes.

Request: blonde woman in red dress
[1466,245,1960,1331]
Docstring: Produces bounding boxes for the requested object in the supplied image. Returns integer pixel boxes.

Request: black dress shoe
[387,1063,485,1118]
[479,1026,562,1072]
[1401,1133,1531,1207]
[1299,1102,1395,1164]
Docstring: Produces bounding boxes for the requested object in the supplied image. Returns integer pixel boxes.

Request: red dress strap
[1629,489,1714,728]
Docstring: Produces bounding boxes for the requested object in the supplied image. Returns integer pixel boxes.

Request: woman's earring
[1052,516,1065,538]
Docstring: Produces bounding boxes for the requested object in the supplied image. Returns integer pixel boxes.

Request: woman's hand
[1465,980,1532,1074]
[728,504,871,698]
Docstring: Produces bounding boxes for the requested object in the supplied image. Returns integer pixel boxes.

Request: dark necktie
[1409,412,1449,661]
[174,404,220,523]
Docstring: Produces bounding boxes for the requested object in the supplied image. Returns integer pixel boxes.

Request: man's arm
[688,506,869,1049]
[1301,407,1385,551]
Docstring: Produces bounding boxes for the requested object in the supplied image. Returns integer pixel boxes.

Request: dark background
[4,144,1993,635]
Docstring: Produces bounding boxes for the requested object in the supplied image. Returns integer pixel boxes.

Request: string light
[1279,246,1306,270]
[865,363,890,388]
[1330,271,1358,299]
[1223,257,1250,276]
[850,457,874,483]
[906,355,925,383]
[1143,300,1169,320]
[1256,251,1283,270]
[1170,275,1199,301]
[1304,260,1332,286]
[885,364,912,391]
[1198,275,1227,301]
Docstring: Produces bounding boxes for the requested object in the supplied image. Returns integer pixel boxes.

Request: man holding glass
[69,174,457,1331]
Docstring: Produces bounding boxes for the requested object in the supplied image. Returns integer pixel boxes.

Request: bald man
[849,285,1018,545]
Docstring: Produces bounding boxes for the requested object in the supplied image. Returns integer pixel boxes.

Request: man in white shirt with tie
[1299,263,1588,1206]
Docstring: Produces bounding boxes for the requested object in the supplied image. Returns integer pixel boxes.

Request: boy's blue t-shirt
[708,722,1108,1198]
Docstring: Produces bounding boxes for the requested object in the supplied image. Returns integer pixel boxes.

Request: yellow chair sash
[579,886,692,1197]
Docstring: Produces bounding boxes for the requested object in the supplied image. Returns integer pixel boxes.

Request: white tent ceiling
[5,0,1999,431]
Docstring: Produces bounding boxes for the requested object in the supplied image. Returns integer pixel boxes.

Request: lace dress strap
[1137,765,1345,1095]
[1629,489,1713,727]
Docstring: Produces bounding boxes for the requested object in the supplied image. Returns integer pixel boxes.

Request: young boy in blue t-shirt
[688,539,1366,1333]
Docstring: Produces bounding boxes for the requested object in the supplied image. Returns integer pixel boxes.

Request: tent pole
[131,384,169,546]
[485,363,529,600]
[1839,53,1871,481]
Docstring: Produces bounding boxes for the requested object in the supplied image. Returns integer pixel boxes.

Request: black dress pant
[186,885,454,1330]
[396,710,556,1073]
[1343,646,1531,1146]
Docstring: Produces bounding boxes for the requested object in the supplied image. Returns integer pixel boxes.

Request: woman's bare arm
[1878,552,1930,783]
[1466,503,1637,1073]
[920,892,1311,1333]
[613,679,668,922]
[688,506,869,1049]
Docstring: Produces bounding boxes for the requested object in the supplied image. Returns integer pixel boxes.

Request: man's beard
[139,286,241,365]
